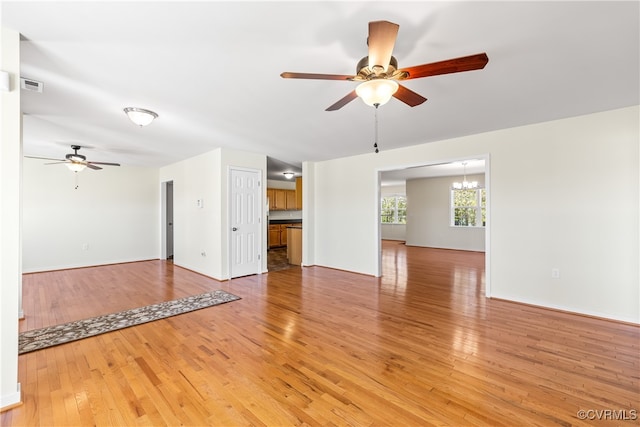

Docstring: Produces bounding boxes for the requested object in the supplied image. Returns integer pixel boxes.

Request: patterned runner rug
[19,290,240,354]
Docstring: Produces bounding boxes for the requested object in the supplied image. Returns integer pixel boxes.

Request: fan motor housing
[356,56,408,81]
[66,153,86,162]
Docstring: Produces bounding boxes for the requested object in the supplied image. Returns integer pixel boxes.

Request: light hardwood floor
[3,241,638,426]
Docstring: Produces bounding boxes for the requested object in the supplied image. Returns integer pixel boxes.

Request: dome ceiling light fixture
[123,107,158,127]
[283,172,295,179]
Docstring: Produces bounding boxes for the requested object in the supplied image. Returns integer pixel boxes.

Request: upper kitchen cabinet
[267,178,302,211]
[295,177,302,210]
[285,190,296,210]
[268,188,295,211]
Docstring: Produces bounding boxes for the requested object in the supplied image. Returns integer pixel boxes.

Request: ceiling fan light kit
[123,107,158,127]
[66,162,87,172]
[356,79,399,107]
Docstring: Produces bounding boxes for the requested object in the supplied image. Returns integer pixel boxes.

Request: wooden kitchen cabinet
[269,225,282,248]
[266,188,275,209]
[268,223,298,248]
[267,188,298,211]
[285,190,296,210]
[295,177,302,210]
[287,226,302,265]
[280,224,291,246]
[273,190,287,210]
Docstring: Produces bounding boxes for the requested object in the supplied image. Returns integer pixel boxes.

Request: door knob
[232,227,238,231]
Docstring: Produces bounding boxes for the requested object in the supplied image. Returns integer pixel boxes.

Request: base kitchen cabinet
[287,226,302,265]
[269,225,282,248]
[269,222,298,248]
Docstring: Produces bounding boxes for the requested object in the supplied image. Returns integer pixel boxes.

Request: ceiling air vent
[20,77,43,93]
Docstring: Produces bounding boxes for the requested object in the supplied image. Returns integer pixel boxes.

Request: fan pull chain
[74,171,79,190]
[373,103,379,154]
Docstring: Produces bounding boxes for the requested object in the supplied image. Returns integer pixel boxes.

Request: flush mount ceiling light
[283,172,295,179]
[123,107,158,127]
[355,79,399,107]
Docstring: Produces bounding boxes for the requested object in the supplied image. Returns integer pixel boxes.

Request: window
[451,188,486,227]
[381,195,406,224]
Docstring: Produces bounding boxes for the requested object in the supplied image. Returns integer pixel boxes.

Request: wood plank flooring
[3,241,639,426]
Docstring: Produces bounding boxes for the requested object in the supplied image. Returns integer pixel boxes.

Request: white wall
[22,159,160,272]
[160,150,222,279]
[381,184,406,241]
[308,106,639,323]
[406,174,485,251]
[159,148,266,280]
[266,179,295,190]
[0,26,22,410]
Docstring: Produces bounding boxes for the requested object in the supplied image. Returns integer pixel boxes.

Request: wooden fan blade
[89,162,120,166]
[25,156,66,162]
[86,163,102,170]
[325,90,358,111]
[44,161,69,165]
[393,84,427,107]
[368,20,399,71]
[280,72,355,81]
[399,53,489,80]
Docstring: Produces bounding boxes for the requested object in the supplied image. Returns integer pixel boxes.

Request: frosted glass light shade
[356,79,399,107]
[67,162,86,172]
[124,107,158,126]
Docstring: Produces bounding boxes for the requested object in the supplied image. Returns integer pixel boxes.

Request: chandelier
[452,162,478,190]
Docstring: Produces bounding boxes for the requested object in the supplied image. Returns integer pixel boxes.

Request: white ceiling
[3,1,639,182]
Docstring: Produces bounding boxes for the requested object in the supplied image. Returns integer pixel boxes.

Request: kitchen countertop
[269,219,302,224]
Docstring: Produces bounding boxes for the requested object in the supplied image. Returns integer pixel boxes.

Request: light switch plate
[0,71,9,92]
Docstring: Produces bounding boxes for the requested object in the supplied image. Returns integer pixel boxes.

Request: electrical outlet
[201,251,206,257]
[82,243,89,251]
[551,268,560,279]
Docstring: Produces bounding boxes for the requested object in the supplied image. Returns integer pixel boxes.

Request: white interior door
[230,168,261,278]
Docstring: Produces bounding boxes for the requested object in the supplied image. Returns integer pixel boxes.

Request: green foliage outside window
[381,196,406,224]
[452,188,485,227]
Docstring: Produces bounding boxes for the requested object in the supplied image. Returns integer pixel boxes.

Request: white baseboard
[0,383,21,411]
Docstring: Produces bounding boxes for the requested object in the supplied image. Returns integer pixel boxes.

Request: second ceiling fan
[25,145,121,172]
[281,20,489,111]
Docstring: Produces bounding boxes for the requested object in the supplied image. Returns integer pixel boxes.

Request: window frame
[380,194,407,225]
[450,187,486,228]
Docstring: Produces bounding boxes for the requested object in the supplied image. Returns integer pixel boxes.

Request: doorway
[377,155,491,297]
[161,180,174,261]
[229,167,262,278]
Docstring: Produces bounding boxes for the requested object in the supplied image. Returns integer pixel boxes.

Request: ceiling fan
[281,20,489,111]
[25,145,121,172]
